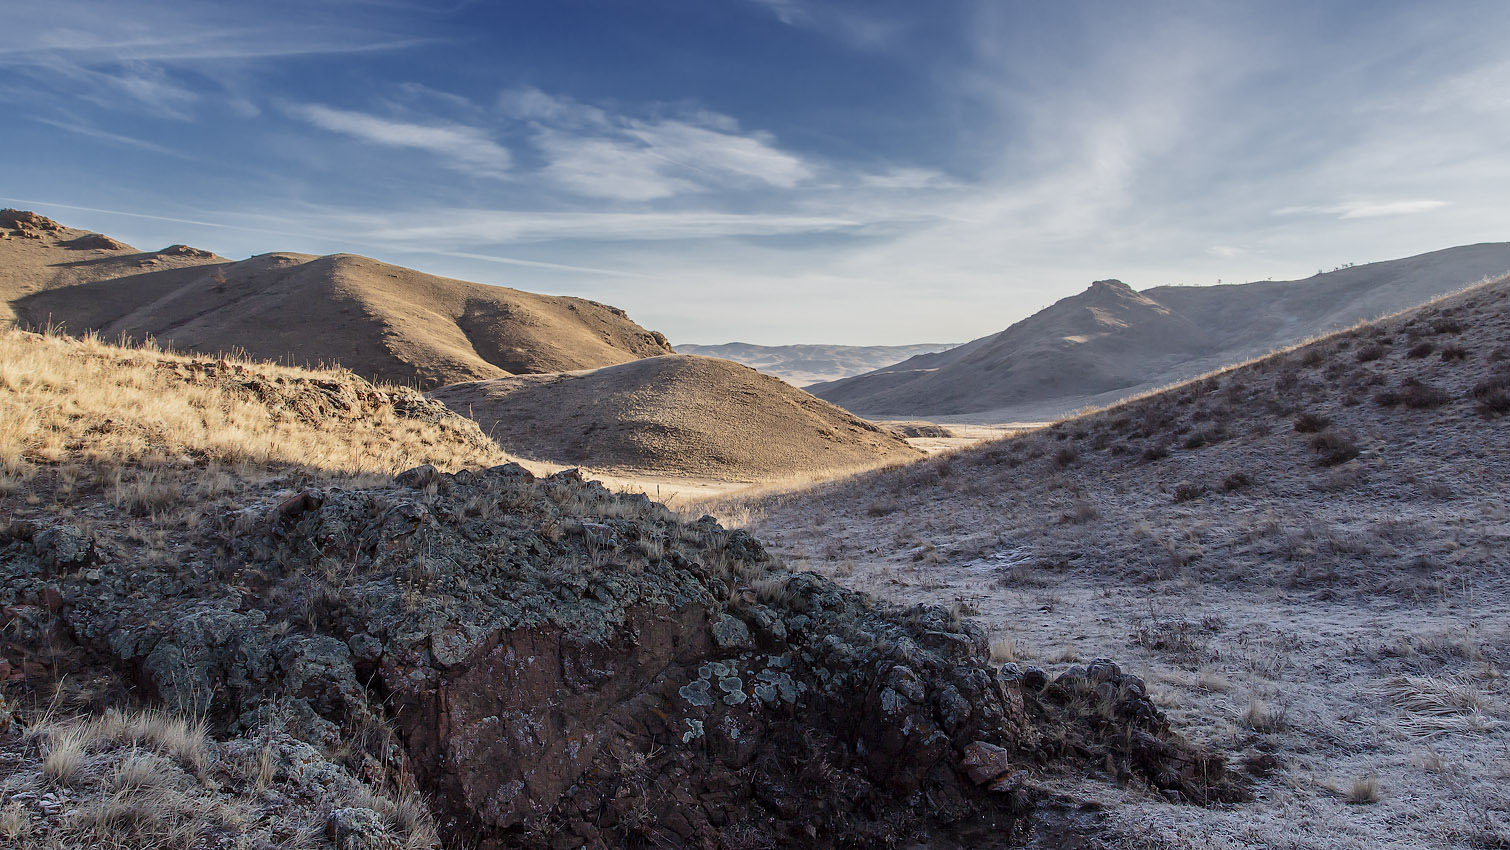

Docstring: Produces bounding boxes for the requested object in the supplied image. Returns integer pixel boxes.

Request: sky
[3,0,1509,345]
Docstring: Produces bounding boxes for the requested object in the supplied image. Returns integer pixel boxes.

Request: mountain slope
[431,354,921,479]
[2,209,672,388]
[676,341,957,386]
[746,274,1510,848]
[812,243,1510,420]
[811,279,1216,417]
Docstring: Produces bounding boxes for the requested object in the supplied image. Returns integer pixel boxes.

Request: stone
[959,740,1014,785]
[395,464,440,489]
[709,613,752,651]
[326,807,398,850]
[1021,666,1049,690]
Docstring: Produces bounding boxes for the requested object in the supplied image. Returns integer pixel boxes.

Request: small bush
[1292,412,1330,433]
[1345,775,1381,805]
[1221,472,1253,491]
[1405,342,1434,359]
[1399,379,1452,409]
[1472,372,1510,416]
[1172,481,1208,503]
[1309,429,1360,466]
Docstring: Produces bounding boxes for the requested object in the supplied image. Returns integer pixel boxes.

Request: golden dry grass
[0,325,512,482]
[431,354,920,481]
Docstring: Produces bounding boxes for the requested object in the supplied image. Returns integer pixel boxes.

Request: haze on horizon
[3,0,1508,346]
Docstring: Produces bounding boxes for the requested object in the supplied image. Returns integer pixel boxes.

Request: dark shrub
[1406,342,1434,359]
[1399,379,1452,409]
[1309,429,1360,466]
[1293,412,1331,433]
[1472,372,1510,416]
[1221,472,1253,491]
[1172,481,1208,503]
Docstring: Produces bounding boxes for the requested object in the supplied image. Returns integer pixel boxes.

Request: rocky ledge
[0,465,1238,848]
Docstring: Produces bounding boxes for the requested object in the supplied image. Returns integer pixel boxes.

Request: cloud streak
[502,88,815,201]
[1277,200,1450,220]
[285,103,512,177]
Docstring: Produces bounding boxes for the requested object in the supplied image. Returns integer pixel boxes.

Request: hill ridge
[811,243,1510,421]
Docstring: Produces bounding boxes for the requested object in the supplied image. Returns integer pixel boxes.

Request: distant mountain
[810,242,1510,421]
[1,209,672,389]
[675,341,957,386]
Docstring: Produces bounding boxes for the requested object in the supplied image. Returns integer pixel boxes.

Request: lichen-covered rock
[1,464,1237,849]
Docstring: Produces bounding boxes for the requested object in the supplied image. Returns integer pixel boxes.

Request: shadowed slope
[431,354,922,479]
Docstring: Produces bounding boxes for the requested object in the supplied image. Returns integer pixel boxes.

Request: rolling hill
[430,354,921,479]
[811,243,1510,421]
[1,209,672,389]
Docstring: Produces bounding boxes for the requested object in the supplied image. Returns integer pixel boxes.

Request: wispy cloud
[285,103,512,177]
[748,0,903,49]
[502,88,815,201]
[353,208,863,243]
[31,117,198,160]
[1276,200,1449,220]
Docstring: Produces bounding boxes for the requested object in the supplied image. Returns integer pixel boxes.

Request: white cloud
[32,117,198,160]
[1276,200,1448,220]
[500,88,816,201]
[859,167,959,190]
[748,0,903,49]
[285,103,512,177]
[354,208,863,243]
[537,132,697,201]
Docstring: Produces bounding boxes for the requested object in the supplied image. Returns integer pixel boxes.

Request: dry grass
[2,708,440,850]
[1344,775,1381,805]
[741,276,1510,847]
[0,326,513,483]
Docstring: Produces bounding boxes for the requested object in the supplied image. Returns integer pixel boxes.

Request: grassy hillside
[431,354,921,480]
[745,276,1510,847]
[2,210,672,390]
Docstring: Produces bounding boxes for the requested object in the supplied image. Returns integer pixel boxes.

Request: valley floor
[753,535,1507,848]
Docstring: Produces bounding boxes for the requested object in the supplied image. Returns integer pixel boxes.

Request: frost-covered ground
[744,279,1510,848]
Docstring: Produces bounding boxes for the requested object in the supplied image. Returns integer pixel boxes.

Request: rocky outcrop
[64,233,131,251]
[0,465,1237,847]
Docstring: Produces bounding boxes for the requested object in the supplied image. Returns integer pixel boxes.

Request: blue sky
[3,1,1509,345]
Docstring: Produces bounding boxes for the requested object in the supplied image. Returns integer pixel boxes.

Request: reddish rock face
[387,602,714,830]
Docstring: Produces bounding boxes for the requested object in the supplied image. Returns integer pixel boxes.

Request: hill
[744,275,1510,847]
[0,325,1229,848]
[676,341,956,386]
[431,354,922,479]
[811,243,1510,420]
[1,209,672,389]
